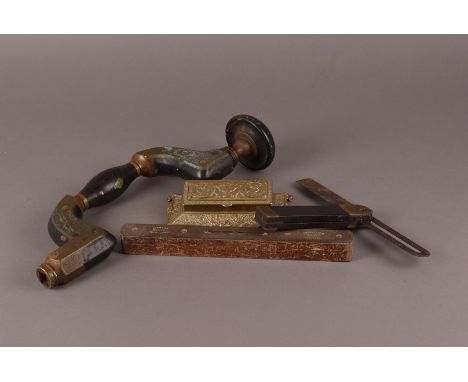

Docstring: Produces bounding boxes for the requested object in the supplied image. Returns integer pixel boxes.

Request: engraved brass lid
[182,179,273,207]
[167,179,292,228]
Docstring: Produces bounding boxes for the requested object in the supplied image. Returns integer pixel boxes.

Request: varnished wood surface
[121,224,353,261]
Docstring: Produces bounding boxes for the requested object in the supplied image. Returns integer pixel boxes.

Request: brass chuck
[36,263,59,289]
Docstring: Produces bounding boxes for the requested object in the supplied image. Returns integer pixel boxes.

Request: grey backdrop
[0,36,467,346]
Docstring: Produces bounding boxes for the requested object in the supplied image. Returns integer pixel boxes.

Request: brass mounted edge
[167,179,293,227]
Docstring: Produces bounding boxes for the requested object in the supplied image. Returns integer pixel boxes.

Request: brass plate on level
[167,179,292,227]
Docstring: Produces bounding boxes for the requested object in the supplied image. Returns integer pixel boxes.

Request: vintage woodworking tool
[255,178,430,257]
[121,224,353,262]
[167,179,292,227]
[37,114,276,289]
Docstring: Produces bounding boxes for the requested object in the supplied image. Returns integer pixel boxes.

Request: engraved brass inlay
[114,177,124,189]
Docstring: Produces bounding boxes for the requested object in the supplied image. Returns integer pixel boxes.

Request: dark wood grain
[79,163,139,208]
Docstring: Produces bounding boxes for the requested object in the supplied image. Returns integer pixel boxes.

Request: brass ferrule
[129,160,142,175]
[75,193,89,211]
[130,152,157,177]
[36,263,59,289]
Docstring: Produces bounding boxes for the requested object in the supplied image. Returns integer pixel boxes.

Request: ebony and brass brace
[37,115,276,288]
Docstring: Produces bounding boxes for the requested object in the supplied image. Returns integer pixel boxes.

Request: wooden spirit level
[121,224,353,262]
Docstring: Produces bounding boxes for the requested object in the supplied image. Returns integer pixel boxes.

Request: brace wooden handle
[78,163,140,209]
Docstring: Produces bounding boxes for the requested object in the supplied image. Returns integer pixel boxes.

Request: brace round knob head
[225,114,275,171]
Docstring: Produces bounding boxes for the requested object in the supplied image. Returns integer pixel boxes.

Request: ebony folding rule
[255,178,430,258]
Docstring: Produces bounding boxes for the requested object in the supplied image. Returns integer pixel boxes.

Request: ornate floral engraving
[184,179,272,205]
[167,190,292,228]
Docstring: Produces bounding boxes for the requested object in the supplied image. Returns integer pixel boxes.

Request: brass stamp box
[167,179,292,227]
